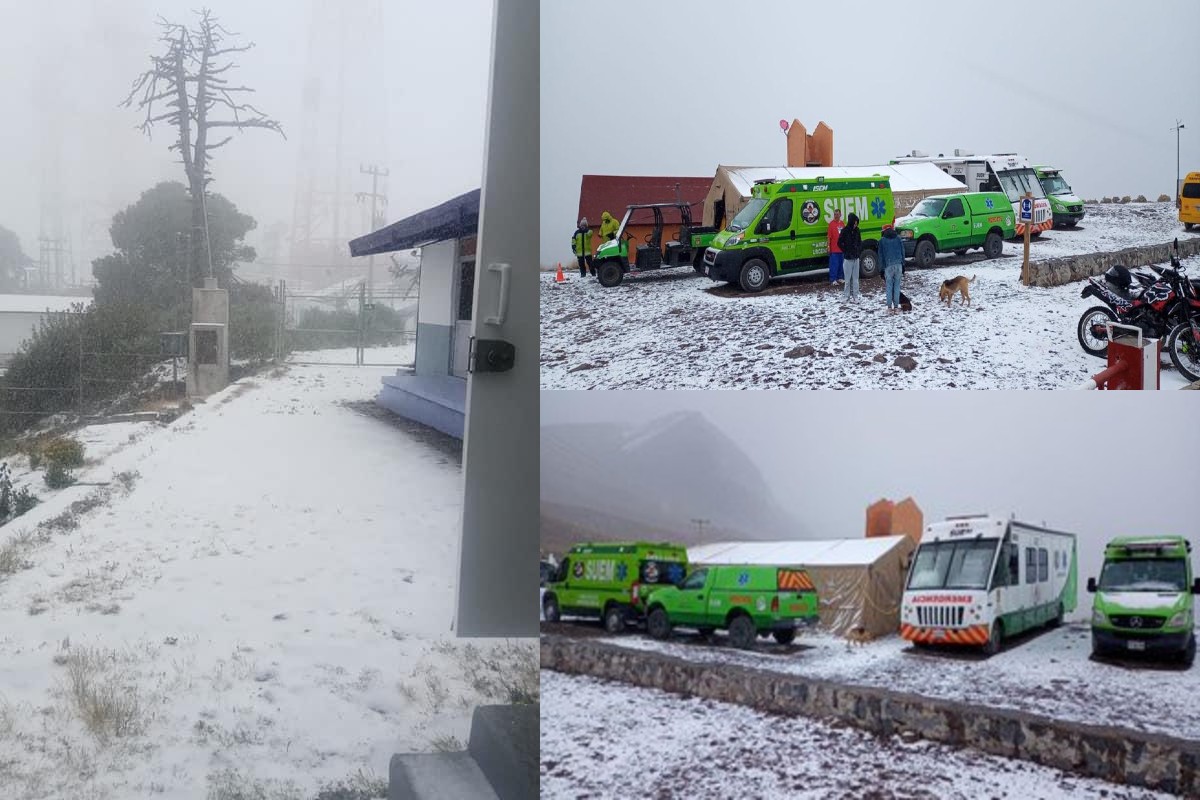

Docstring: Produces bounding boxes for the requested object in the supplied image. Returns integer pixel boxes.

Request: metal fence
[280,280,417,367]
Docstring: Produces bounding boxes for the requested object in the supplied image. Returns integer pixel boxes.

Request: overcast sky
[0,0,491,279]
[541,0,1200,266]
[542,391,1198,582]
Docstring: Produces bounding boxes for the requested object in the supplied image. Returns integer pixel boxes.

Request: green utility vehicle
[643,564,819,648]
[541,541,689,633]
[593,203,719,288]
[704,175,894,291]
[1033,166,1086,228]
[895,192,1015,268]
[1087,536,1198,666]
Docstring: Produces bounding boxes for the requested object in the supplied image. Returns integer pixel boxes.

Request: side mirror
[1086,577,1097,593]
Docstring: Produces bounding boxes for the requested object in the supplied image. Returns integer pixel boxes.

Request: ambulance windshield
[1099,558,1187,592]
[910,198,946,218]
[1040,175,1071,195]
[908,539,999,590]
[728,198,768,232]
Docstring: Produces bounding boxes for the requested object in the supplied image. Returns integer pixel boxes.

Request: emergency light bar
[1116,539,1191,554]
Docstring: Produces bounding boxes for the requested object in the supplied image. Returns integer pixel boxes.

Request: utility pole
[691,517,711,539]
[1173,120,1186,207]
[356,163,389,300]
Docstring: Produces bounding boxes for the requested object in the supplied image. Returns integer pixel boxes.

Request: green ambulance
[894,191,1015,267]
[541,541,689,633]
[1033,166,1086,228]
[643,564,819,648]
[1087,536,1197,666]
[703,176,894,292]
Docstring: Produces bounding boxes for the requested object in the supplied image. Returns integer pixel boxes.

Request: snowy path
[0,365,527,799]
[585,622,1200,742]
[540,670,1173,800]
[541,204,1198,390]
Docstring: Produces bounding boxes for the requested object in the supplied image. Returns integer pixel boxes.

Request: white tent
[703,162,968,227]
[689,535,915,639]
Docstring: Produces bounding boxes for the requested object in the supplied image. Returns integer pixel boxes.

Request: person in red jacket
[827,208,845,285]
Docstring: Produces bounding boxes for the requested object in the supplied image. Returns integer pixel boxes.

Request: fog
[540,0,1200,265]
[541,391,1198,583]
[0,0,492,287]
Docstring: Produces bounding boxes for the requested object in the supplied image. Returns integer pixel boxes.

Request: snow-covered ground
[578,622,1200,741]
[286,343,414,366]
[541,204,1199,390]
[0,364,532,799]
[540,670,1173,800]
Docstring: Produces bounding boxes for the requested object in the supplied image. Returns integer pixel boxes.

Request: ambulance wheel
[728,614,756,649]
[738,259,770,293]
[603,604,627,634]
[773,629,796,645]
[597,261,623,288]
[914,239,937,269]
[647,607,672,640]
[982,621,1003,656]
[859,248,879,279]
[983,231,1003,259]
[1181,635,1195,668]
[1049,603,1064,628]
[542,594,560,623]
[1077,306,1116,359]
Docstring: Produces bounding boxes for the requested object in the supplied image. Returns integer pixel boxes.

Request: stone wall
[541,635,1200,796]
[1029,238,1200,288]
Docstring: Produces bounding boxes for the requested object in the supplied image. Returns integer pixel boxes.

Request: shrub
[12,487,38,517]
[1158,194,1171,202]
[45,462,74,489]
[1135,194,1147,202]
[1120,195,1131,204]
[229,282,281,362]
[1100,197,1111,203]
[43,436,85,469]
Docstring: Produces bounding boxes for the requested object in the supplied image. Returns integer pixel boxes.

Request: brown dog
[939,274,977,306]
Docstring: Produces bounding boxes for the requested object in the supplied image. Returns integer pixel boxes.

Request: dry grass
[430,734,463,752]
[61,647,146,742]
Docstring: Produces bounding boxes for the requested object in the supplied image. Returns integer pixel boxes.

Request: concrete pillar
[186,278,230,398]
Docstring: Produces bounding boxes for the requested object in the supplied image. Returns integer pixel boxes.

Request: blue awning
[348,188,481,257]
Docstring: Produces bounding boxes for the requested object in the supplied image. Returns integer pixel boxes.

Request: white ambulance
[900,515,1078,655]
[890,151,1054,237]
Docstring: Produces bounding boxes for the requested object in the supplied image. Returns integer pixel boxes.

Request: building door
[454,0,537,637]
[451,238,476,378]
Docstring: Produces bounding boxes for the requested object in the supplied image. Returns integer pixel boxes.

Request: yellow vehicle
[1181,172,1200,231]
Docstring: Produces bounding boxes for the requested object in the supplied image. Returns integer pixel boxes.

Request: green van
[541,541,688,633]
[643,564,819,648]
[895,192,1014,267]
[704,175,894,291]
[1033,166,1086,228]
[1087,536,1198,666]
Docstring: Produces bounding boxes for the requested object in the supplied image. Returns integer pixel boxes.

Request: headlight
[898,229,913,240]
[1167,611,1189,628]
[1092,608,1107,625]
[725,234,743,247]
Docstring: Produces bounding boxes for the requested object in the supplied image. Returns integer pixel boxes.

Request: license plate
[1127,640,1146,651]
[933,629,946,640]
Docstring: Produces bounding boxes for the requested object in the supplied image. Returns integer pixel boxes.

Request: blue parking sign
[1019,198,1033,221]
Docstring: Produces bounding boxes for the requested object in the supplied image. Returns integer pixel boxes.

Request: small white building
[0,294,90,370]
[348,189,480,439]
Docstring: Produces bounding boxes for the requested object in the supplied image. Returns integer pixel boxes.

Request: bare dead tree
[122,8,284,285]
[388,253,421,295]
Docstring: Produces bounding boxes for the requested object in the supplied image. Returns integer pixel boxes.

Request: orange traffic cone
[555,263,566,282]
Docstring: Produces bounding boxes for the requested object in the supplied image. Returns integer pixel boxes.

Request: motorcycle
[1165,245,1200,382]
[1076,239,1192,359]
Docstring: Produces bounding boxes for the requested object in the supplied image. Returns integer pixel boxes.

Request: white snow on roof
[0,293,90,313]
[689,535,908,567]
[719,162,966,198]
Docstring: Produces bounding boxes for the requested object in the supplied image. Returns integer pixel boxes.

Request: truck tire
[914,239,937,269]
[542,594,560,623]
[597,261,623,288]
[728,614,756,649]
[603,604,627,634]
[647,607,672,640]
[738,258,770,293]
[983,231,1003,259]
[772,629,796,645]
[858,248,879,279]
[982,621,1003,657]
[692,250,707,274]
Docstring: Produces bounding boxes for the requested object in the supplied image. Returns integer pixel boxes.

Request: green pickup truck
[895,192,1015,268]
[643,564,819,648]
